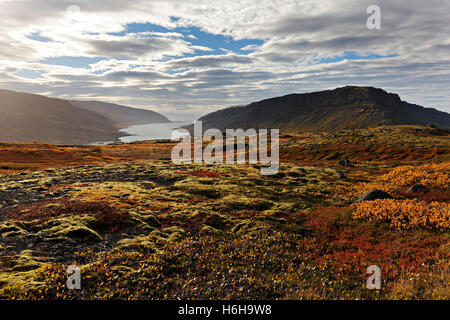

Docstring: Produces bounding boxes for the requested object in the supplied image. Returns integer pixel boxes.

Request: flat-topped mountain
[0,90,170,145]
[193,86,450,132]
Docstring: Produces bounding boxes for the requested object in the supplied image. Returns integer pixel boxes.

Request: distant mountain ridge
[0,90,170,145]
[70,101,170,127]
[193,86,450,132]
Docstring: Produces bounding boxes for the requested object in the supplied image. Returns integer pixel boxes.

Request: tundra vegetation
[0,125,448,300]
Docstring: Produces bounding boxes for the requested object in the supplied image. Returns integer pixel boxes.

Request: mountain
[0,89,123,145]
[192,86,450,133]
[70,101,170,127]
[0,90,170,145]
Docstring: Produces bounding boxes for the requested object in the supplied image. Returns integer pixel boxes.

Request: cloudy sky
[1,0,449,120]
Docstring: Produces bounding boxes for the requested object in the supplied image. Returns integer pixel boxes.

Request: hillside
[0,90,171,145]
[192,86,450,132]
[0,90,122,145]
[70,101,170,127]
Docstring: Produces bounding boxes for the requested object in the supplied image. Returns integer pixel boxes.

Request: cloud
[85,33,193,59]
[0,0,449,120]
[163,54,253,70]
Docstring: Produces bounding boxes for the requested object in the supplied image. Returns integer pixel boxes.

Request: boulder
[407,184,428,193]
[337,172,346,179]
[337,159,352,167]
[357,189,393,202]
[200,226,225,237]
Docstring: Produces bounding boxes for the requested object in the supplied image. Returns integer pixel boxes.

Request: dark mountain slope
[193,86,450,132]
[70,101,170,127]
[0,90,122,145]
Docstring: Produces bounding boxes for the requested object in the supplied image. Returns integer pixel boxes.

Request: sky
[0,0,449,121]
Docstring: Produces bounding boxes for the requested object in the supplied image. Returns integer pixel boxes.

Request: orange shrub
[376,162,450,188]
[337,162,450,202]
[352,199,449,231]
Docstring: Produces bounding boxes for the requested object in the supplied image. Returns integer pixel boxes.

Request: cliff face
[193,86,450,132]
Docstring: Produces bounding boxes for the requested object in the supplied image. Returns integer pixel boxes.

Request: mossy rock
[138,213,162,228]
[272,202,298,212]
[161,226,186,242]
[10,251,43,272]
[0,221,27,238]
[149,229,169,241]
[0,268,44,296]
[440,243,450,255]
[161,226,185,234]
[116,236,156,252]
[43,236,75,244]
[200,226,225,237]
[231,221,256,234]
[110,265,134,275]
[189,188,221,199]
[257,211,288,223]
[204,213,230,230]
[128,212,159,231]
[222,195,273,210]
[44,224,102,243]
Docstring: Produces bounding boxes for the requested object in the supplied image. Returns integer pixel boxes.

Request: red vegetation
[7,199,129,232]
[189,170,227,178]
[394,189,450,203]
[298,207,448,286]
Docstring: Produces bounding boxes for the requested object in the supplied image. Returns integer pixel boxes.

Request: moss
[149,229,169,241]
[162,226,185,234]
[0,268,44,298]
[132,212,162,228]
[174,179,222,198]
[110,265,134,275]
[271,202,298,212]
[0,221,27,238]
[116,236,156,252]
[10,251,43,272]
[200,226,225,237]
[440,242,450,254]
[42,218,102,242]
[204,213,230,230]
[230,220,267,235]
[221,195,273,210]
[161,226,186,242]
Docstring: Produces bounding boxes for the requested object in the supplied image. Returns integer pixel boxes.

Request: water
[118,121,192,143]
[88,122,192,145]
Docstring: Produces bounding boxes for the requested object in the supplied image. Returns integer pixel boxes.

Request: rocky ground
[0,126,448,299]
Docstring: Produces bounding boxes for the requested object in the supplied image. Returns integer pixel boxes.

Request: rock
[116,236,156,251]
[407,184,428,193]
[357,189,393,202]
[287,171,302,177]
[337,172,346,179]
[337,159,352,167]
[200,226,224,237]
[45,225,102,242]
[161,226,186,242]
[161,226,185,234]
[0,221,27,238]
[205,213,229,230]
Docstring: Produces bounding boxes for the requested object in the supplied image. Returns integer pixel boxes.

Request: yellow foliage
[352,199,449,230]
[376,162,450,188]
